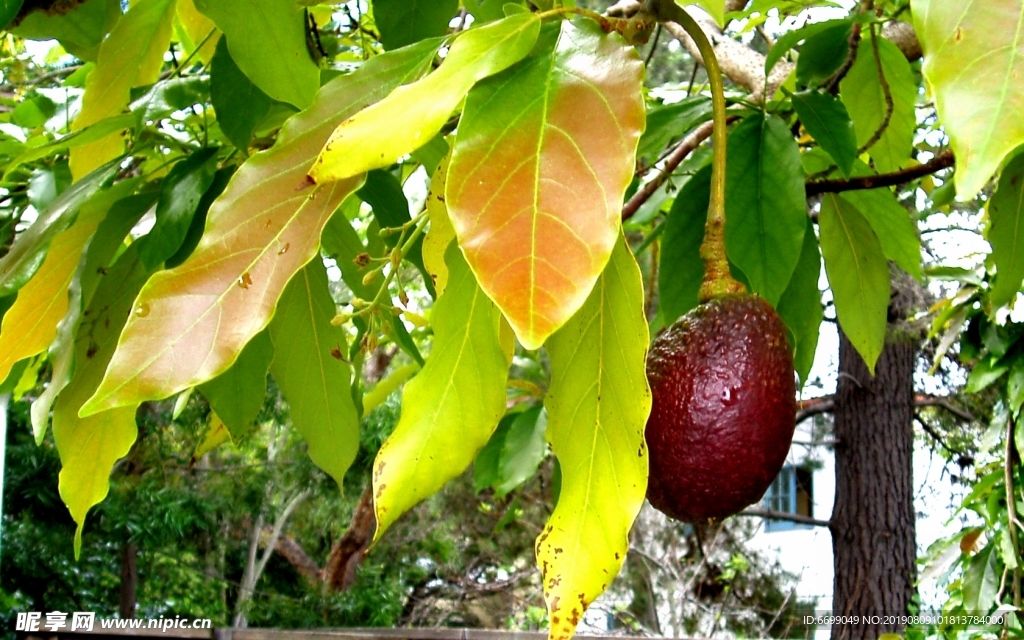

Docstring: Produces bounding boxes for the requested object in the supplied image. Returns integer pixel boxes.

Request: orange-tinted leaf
[446,20,644,350]
[80,41,442,416]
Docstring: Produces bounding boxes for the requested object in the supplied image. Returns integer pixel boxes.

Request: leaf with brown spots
[539,237,650,640]
[446,19,644,350]
[78,40,442,416]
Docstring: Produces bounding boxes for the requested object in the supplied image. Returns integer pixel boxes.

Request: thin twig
[739,508,830,528]
[623,120,715,220]
[805,149,955,195]
[644,23,662,66]
[1006,415,1022,622]
[856,24,894,156]
[914,393,975,422]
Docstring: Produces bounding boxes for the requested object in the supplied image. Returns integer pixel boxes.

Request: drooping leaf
[79,41,443,416]
[2,114,135,180]
[495,405,546,497]
[165,166,235,268]
[792,90,857,176]
[372,245,512,541]
[818,193,889,374]
[725,113,807,305]
[423,153,455,296]
[776,216,822,386]
[659,165,711,323]
[191,414,233,462]
[540,237,649,640]
[988,152,1024,309]
[12,0,121,61]
[913,0,1024,197]
[69,0,177,179]
[962,544,999,613]
[197,329,272,439]
[53,247,148,557]
[269,260,360,488]
[138,147,220,270]
[309,13,541,184]
[839,165,922,280]
[31,191,155,442]
[374,0,459,50]
[0,180,131,384]
[194,0,318,108]
[795,20,851,87]
[210,36,273,152]
[840,35,916,174]
[0,161,118,297]
[447,19,644,350]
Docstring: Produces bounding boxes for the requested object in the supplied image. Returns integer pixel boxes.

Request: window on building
[763,464,813,532]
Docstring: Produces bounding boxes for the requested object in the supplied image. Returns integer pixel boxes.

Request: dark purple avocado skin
[645,294,797,522]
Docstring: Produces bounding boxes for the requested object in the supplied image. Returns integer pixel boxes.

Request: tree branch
[622,120,715,220]
[805,149,955,195]
[739,508,831,528]
[914,393,976,422]
[796,395,835,425]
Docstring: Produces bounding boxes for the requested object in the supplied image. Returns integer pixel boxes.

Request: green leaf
[53,247,148,558]
[913,0,1024,197]
[840,35,916,174]
[372,244,512,541]
[2,114,136,180]
[194,0,318,109]
[795,20,851,87]
[495,405,546,497]
[839,177,922,280]
[776,216,822,387]
[659,165,711,323]
[540,237,649,640]
[309,13,541,183]
[269,260,360,487]
[0,161,118,297]
[138,147,220,270]
[792,90,857,176]
[1,0,23,30]
[962,545,999,614]
[12,0,121,61]
[27,163,72,211]
[31,191,155,443]
[210,36,273,152]
[685,0,724,26]
[130,75,210,129]
[197,330,272,439]
[474,412,516,493]
[818,193,889,374]
[165,166,235,269]
[988,152,1024,309]
[374,0,459,50]
[1008,358,1024,417]
[70,0,177,178]
[725,113,807,305]
[464,0,506,22]
[80,40,443,416]
[637,96,712,166]
[966,356,1008,393]
[765,18,850,75]
[423,153,455,296]
[999,528,1019,570]
[446,19,645,350]
[12,94,56,128]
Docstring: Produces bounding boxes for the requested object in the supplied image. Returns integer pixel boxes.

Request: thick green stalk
[648,1,744,301]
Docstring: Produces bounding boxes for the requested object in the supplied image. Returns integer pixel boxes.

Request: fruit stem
[647,1,745,302]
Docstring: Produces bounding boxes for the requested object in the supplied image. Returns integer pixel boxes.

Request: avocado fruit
[645,294,797,522]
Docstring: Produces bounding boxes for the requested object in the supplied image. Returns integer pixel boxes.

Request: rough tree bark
[119,540,138,619]
[830,328,917,639]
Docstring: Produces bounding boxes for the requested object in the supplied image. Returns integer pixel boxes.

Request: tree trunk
[119,541,138,619]
[829,330,917,639]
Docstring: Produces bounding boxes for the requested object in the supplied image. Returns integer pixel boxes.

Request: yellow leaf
[308,13,540,184]
[54,247,148,558]
[70,0,178,179]
[175,0,219,65]
[539,237,650,640]
[422,152,455,296]
[191,413,233,462]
